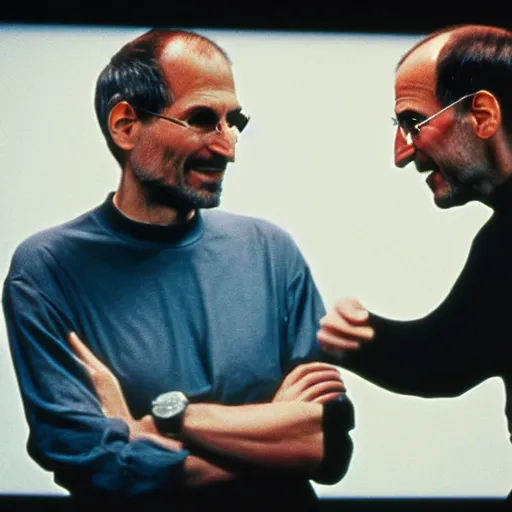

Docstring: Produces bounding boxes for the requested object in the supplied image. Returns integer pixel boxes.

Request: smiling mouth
[191,167,226,173]
[185,155,228,175]
[188,169,225,183]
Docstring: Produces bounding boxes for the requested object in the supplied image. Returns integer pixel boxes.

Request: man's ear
[471,90,501,140]
[108,101,140,152]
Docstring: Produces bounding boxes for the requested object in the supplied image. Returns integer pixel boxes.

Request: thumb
[341,297,369,322]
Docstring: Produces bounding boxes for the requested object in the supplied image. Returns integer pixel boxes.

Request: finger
[69,333,122,395]
[299,380,346,402]
[317,328,364,351]
[139,415,160,435]
[282,362,343,387]
[337,297,370,323]
[313,392,346,404]
[318,314,375,340]
[134,417,184,451]
[68,332,109,373]
[292,369,343,393]
[70,349,97,375]
[93,374,131,420]
[68,333,99,377]
[274,369,342,402]
[68,333,132,422]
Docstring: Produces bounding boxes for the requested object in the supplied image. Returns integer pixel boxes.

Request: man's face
[394,44,489,209]
[127,44,242,212]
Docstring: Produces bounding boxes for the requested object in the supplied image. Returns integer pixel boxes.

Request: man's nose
[394,128,415,168]
[207,126,236,161]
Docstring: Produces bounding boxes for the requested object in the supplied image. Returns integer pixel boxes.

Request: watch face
[152,391,188,419]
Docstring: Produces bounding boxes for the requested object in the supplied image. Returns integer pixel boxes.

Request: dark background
[0,2,509,35]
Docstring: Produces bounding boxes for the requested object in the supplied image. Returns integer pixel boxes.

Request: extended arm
[318,225,496,397]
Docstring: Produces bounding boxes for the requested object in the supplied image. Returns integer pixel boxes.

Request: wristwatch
[151,391,189,436]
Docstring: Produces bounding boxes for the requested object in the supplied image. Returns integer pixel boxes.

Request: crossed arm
[68,332,351,488]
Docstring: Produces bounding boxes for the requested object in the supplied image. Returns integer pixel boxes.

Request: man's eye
[407,118,421,127]
[400,116,422,128]
[188,109,219,128]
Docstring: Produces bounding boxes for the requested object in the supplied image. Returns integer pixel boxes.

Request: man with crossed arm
[3,28,354,508]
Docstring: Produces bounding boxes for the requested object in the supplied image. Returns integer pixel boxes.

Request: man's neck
[113,190,195,226]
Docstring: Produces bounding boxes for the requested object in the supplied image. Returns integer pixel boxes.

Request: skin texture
[273,362,345,403]
[318,26,512,356]
[68,332,345,486]
[109,41,240,225]
[394,32,500,209]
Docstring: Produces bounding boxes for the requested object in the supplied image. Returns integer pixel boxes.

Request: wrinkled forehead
[394,58,437,108]
[394,32,453,110]
[159,40,236,101]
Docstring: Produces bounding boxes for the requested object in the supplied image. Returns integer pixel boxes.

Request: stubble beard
[431,130,486,208]
[132,164,223,212]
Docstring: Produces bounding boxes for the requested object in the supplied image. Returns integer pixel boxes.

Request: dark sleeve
[339,225,494,398]
[312,395,355,485]
[2,269,190,497]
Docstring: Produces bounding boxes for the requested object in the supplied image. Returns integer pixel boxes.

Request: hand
[273,362,346,404]
[68,331,132,420]
[317,297,375,358]
[68,331,183,451]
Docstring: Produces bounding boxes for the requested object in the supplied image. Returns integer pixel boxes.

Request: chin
[433,190,470,209]
[196,194,221,209]
[186,188,222,209]
[142,181,221,211]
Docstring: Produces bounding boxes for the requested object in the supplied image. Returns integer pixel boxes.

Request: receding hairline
[395,24,512,72]
[160,37,231,68]
[127,28,231,66]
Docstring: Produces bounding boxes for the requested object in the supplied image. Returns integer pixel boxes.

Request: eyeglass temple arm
[137,105,250,133]
[135,107,189,128]
[414,93,477,131]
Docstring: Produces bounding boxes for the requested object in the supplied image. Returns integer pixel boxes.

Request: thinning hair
[394,24,464,71]
[94,29,231,165]
[396,25,512,132]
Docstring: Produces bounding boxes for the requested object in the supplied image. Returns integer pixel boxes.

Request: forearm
[126,414,238,488]
[339,313,435,390]
[181,402,324,474]
[182,399,355,486]
[341,313,483,397]
[339,235,492,396]
[131,397,353,486]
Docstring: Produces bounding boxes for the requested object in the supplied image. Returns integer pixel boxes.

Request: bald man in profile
[318,24,512,497]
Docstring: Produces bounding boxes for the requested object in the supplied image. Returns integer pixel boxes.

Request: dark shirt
[340,194,512,442]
